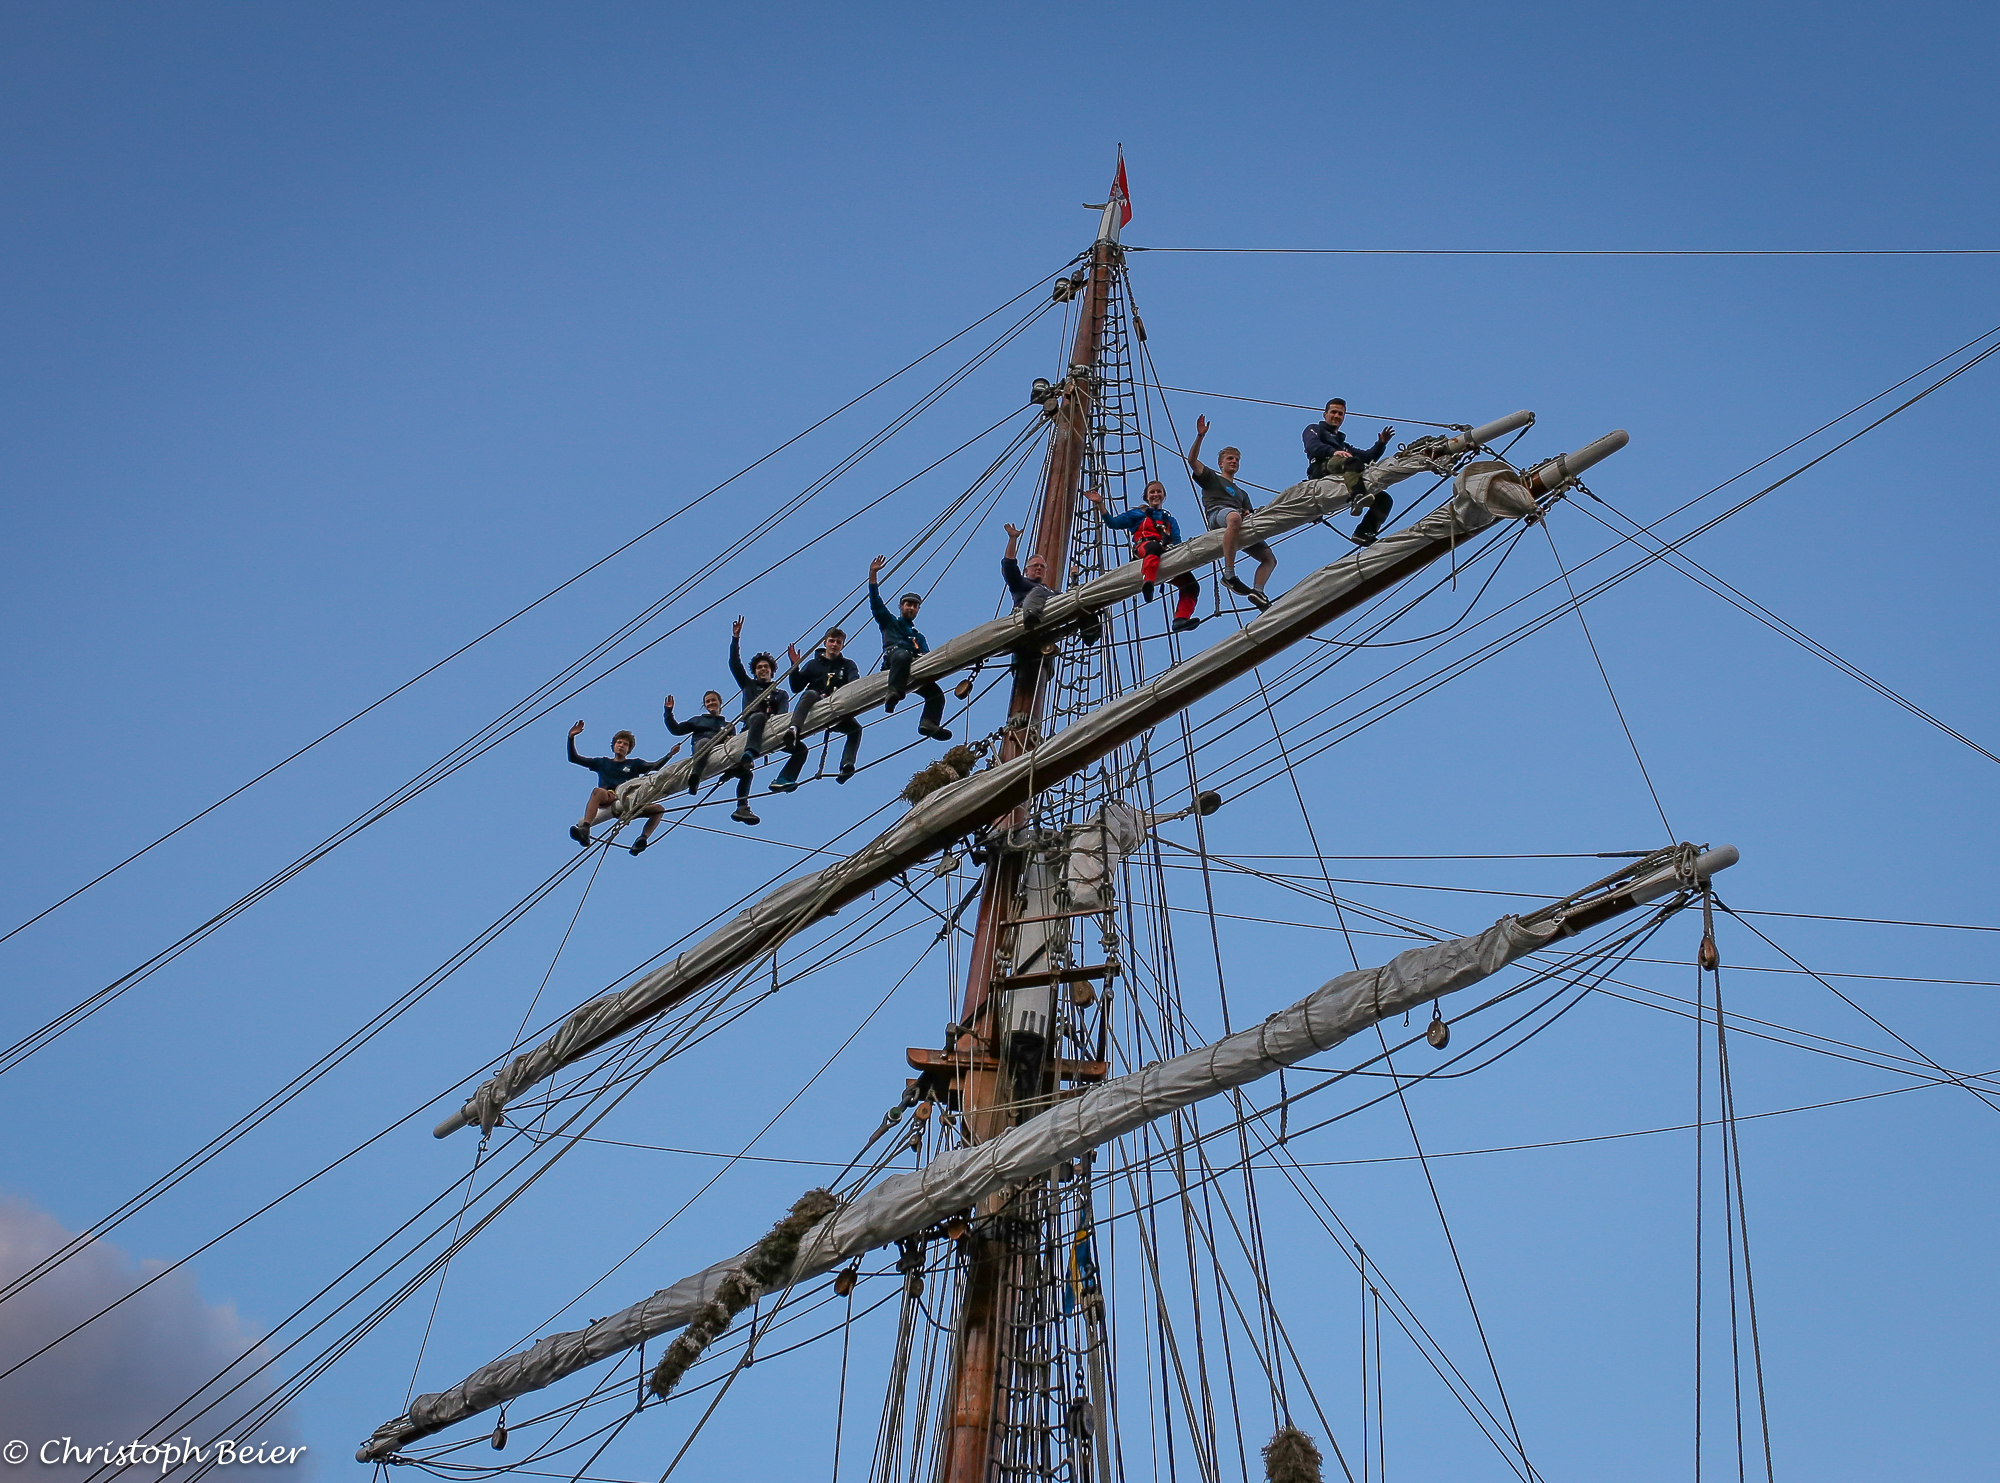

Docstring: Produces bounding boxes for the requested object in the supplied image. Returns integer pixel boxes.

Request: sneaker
[1171,616,1202,633]
[837,764,856,784]
[1347,529,1378,547]
[919,724,953,741]
[768,775,799,793]
[1142,581,1155,603]
[1079,623,1103,646]
[1246,588,1272,611]
[569,824,591,847]
[1221,572,1254,598]
[628,836,651,856]
[732,804,761,826]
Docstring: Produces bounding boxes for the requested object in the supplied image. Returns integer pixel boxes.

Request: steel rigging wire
[0,266,1070,950]
[0,301,1061,1083]
[46,273,2000,1479]
[66,887,955,1483]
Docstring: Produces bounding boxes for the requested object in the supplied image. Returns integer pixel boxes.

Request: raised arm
[662,697,694,736]
[866,556,893,627]
[728,620,751,689]
[1186,414,1211,477]
[1368,426,1395,458]
[567,721,591,767]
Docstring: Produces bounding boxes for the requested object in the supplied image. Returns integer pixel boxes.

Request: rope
[1130,245,2000,256]
[0,270,1069,949]
[1539,520,1675,836]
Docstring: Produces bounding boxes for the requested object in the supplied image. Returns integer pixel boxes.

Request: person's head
[750,652,777,681]
[822,627,846,657]
[900,593,923,619]
[1142,480,1167,507]
[1023,554,1048,583]
[611,730,636,757]
[702,690,723,714]
[1218,446,1242,476]
[1323,398,1348,429]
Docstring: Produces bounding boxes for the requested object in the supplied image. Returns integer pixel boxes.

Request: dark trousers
[884,647,945,730]
[1354,491,1393,540]
[780,694,856,778]
[687,730,748,799]
[1010,643,1049,696]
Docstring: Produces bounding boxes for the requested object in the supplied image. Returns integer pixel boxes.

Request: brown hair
[612,730,636,747]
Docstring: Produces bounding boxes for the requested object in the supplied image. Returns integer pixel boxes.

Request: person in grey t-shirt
[1186,415,1275,610]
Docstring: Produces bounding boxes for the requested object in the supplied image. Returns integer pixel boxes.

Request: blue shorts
[1203,503,1249,532]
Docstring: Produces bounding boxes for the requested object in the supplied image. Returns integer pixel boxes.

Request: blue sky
[2,3,1996,1480]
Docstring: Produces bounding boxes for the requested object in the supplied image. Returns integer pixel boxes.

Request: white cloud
[0,1196,311,1480]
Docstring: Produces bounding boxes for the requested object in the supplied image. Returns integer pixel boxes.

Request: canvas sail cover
[439,457,1543,1139]
[361,910,1560,1460]
[607,442,1505,821]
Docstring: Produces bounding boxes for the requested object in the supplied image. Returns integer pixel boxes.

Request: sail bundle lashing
[360,843,1737,1461]
[436,434,1623,1140]
[432,432,1625,1140]
[601,410,1541,821]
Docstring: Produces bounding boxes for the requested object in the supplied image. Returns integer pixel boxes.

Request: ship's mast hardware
[432,432,1628,1140]
[904,1046,1112,1084]
[359,845,1738,1462]
[989,964,1117,992]
[587,407,1547,828]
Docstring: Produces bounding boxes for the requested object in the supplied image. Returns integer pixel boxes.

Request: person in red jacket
[1087,483,1201,633]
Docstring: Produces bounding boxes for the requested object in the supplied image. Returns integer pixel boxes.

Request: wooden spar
[939,200,1120,1483]
[433,426,1629,1140]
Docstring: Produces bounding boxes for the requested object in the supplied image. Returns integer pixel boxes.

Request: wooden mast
[938,167,1125,1483]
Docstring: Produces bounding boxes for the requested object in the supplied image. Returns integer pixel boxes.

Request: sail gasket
[361,839,1738,1461]
[436,447,1598,1140]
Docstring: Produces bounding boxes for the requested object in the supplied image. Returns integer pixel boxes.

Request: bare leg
[635,804,664,843]
[1222,510,1242,579]
[583,787,617,825]
[1252,547,1278,594]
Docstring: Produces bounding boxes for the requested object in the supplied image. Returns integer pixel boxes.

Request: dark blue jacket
[569,736,664,790]
[868,582,929,654]
[1302,420,1391,472]
[1002,556,1053,611]
[1100,505,1183,544]
[789,649,860,697]
[662,705,731,744]
[729,635,789,718]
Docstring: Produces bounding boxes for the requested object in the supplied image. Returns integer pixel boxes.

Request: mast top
[1087,149,1132,246]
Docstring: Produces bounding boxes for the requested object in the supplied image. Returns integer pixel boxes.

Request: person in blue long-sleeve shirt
[1088,482,1202,633]
[665,689,761,826]
[999,523,1105,697]
[566,721,673,853]
[866,555,950,740]
[1301,398,1397,546]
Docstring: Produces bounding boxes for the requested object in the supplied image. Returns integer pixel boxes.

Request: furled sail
[435,433,1621,1139]
[363,838,1736,1461]
[605,412,1537,821]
